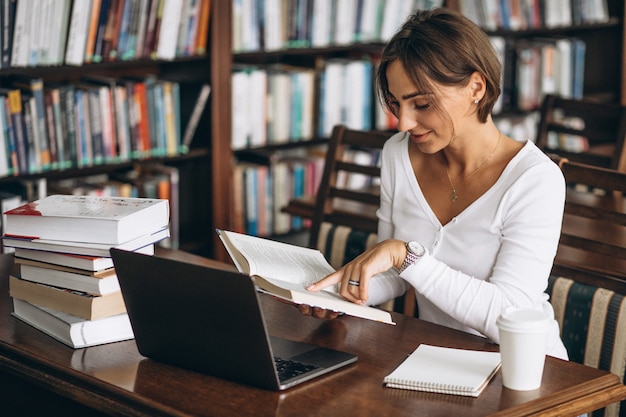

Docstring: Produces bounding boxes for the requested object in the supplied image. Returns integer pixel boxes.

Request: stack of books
[2,194,170,348]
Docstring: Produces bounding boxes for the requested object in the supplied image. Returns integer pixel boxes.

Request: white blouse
[367,132,568,359]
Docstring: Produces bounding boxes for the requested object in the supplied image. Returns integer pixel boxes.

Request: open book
[383,344,501,397]
[217,229,394,325]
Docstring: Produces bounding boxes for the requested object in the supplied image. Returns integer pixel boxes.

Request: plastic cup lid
[496,307,550,332]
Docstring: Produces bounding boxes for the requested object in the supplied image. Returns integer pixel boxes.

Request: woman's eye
[414,103,430,110]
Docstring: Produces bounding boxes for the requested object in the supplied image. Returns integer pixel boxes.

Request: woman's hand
[307,239,407,305]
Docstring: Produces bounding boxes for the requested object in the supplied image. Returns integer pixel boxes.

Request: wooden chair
[547,275,626,417]
[308,125,392,248]
[545,156,626,416]
[536,94,626,172]
[549,155,626,293]
[282,125,418,314]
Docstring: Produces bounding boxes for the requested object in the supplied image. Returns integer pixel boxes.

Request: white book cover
[321,60,346,137]
[12,298,134,349]
[310,0,332,47]
[334,0,357,45]
[359,0,382,42]
[263,0,285,50]
[249,68,267,147]
[271,71,292,144]
[64,0,93,66]
[155,0,184,60]
[10,0,31,67]
[4,194,169,245]
[231,70,251,150]
[380,0,402,42]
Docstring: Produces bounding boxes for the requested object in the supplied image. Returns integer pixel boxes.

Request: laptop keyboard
[274,357,320,381]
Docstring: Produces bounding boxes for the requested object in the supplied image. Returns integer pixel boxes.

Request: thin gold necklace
[444,131,502,203]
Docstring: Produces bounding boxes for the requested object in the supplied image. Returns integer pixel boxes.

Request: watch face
[408,241,425,256]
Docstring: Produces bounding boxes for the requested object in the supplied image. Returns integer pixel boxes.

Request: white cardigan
[367,132,568,359]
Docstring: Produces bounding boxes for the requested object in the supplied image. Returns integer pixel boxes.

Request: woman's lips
[410,131,430,143]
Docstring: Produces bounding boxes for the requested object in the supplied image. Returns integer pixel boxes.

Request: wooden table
[0,250,625,417]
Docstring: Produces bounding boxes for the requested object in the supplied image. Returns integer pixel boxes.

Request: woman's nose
[396,109,417,132]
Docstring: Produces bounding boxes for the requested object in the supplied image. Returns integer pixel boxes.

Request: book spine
[2,96,18,175]
[87,88,105,165]
[142,0,160,57]
[21,98,39,173]
[9,0,28,67]
[115,0,134,60]
[7,90,28,174]
[84,0,104,64]
[155,0,183,60]
[29,79,50,170]
[181,83,210,151]
[133,0,150,58]
[0,0,16,68]
[64,0,92,66]
[194,0,210,55]
[43,90,58,170]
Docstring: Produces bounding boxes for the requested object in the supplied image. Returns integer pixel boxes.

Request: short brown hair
[376,8,501,123]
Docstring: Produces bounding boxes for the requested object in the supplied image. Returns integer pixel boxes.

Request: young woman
[303,8,568,359]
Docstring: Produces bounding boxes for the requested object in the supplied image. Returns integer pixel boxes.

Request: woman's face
[386,60,474,154]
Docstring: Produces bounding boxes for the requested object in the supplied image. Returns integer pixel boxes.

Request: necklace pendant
[450,190,458,202]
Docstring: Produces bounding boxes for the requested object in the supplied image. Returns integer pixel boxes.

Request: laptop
[110,248,357,390]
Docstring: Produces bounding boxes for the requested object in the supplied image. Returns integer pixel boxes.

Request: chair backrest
[547,275,626,417]
[307,125,411,313]
[536,94,626,172]
[308,125,393,248]
[549,155,626,293]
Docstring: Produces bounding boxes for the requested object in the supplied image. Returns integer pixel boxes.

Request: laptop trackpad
[270,336,317,359]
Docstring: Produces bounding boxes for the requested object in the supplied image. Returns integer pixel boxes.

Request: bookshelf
[0,1,233,261]
[229,0,625,243]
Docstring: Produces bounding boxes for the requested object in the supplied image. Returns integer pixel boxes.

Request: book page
[220,230,335,288]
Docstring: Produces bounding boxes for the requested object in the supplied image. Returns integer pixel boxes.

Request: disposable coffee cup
[496,307,550,390]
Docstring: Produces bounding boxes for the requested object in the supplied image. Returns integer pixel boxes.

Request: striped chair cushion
[315,222,378,270]
[548,276,626,417]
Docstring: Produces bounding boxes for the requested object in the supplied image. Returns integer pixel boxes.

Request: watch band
[400,241,425,272]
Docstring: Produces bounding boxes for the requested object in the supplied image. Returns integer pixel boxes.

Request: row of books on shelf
[3,0,211,68]
[232,59,379,149]
[460,0,610,32]
[233,145,381,238]
[233,0,608,53]
[232,33,585,150]
[0,75,186,178]
[493,35,585,113]
[4,194,171,348]
[233,152,323,236]
[233,0,444,52]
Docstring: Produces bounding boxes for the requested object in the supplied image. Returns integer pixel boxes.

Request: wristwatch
[399,241,426,272]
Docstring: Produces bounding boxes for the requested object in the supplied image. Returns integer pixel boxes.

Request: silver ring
[348,279,360,287]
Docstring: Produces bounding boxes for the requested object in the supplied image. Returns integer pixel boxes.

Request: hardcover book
[13,245,154,272]
[13,258,120,296]
[12,298,133,348]
[9,275,126,321]
[217,229,394,325]
[3,227,168,258]
[3,194,169,245]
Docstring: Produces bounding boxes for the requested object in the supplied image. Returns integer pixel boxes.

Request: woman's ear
[469,71,487,103]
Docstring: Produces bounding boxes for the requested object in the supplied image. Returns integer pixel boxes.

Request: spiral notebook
[383,344,501,397]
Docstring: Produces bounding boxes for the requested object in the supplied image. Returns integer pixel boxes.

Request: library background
[0,0,622,263]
